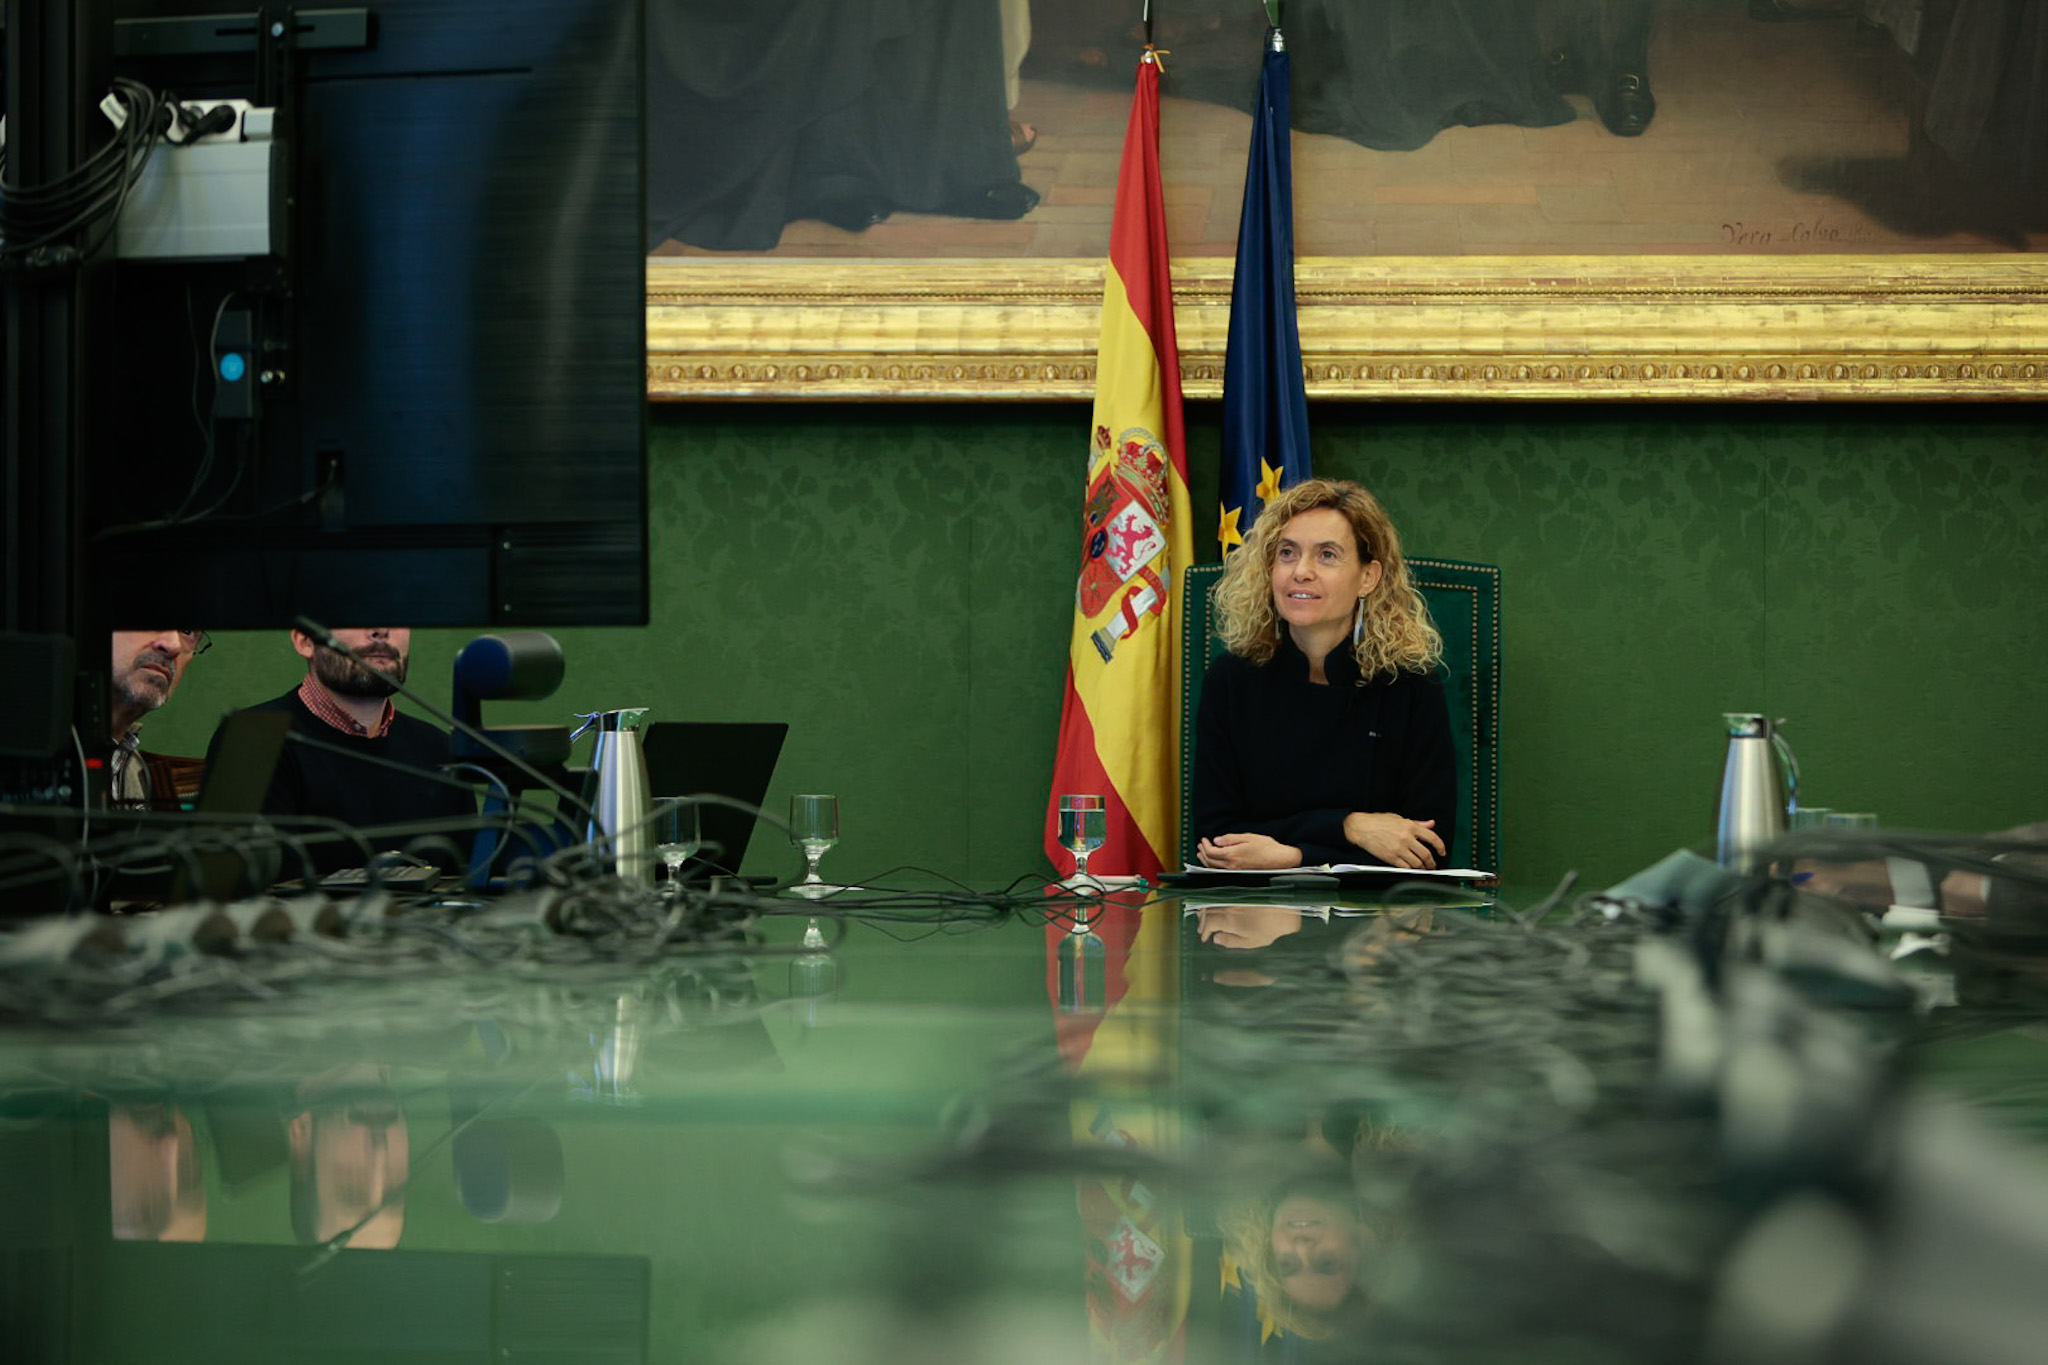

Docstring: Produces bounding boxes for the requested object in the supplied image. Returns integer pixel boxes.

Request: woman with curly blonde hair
[1193,478,1455,871]
[1216,1166,1381,1344]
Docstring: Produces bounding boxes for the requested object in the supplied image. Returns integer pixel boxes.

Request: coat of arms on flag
[1078,424,1173,663]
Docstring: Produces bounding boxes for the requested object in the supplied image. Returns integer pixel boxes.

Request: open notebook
[1161,864,1496,889]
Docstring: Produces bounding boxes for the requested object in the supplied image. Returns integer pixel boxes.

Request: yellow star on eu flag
[1254,459,1284,506]
[1218,503,1244,550]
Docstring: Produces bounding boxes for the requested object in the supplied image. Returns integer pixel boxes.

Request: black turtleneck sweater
[1192,633,1457,868]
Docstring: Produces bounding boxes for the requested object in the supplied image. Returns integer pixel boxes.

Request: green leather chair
[1178,558,1501,873]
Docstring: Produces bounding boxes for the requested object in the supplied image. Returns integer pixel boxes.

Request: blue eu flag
[1218,27,1311,554]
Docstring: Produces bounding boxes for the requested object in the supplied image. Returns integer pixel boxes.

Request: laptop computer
[639,721,789,881]
[175,709,293,901]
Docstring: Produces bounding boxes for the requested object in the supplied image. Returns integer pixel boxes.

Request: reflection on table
[2,854,2047,1364]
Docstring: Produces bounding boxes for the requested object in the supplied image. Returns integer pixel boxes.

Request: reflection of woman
[1269,1183,1365,1314]
[1219,1169,1374,1342]
[1192,901,1329,950]
[1189,902,1341,989]
[1193,479,1456,872]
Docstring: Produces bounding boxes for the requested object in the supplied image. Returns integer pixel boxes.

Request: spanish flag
[1045,49,1192,879]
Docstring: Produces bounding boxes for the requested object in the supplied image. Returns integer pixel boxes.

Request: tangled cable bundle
[0,77,169,274]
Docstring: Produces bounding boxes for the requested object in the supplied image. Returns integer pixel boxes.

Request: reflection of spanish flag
[1045,50,1193,878]
[1068,900,1190,1365]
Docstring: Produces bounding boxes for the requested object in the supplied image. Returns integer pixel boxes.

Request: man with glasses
[107,627,209,807]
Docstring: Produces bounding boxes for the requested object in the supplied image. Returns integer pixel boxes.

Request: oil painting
[643,1,2048,399]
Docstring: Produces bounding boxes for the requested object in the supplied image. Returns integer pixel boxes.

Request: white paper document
[1179,864,1493,881]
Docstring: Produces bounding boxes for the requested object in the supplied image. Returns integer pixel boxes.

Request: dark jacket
[1193,633,1456,867]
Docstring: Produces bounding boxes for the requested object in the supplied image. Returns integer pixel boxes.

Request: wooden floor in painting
[656,5,2046,261]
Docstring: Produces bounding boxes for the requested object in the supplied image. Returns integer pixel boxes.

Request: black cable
[180,286,231,517]
[0,78,167,272]
[88,422,344,541]
[0,799,383,903]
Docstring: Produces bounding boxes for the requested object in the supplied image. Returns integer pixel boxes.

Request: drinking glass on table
[654,799,702,894]
[1788,806,1834,831]
[791,793,839,889]
[1824,811,1879,831]
[1058,794,1107,881]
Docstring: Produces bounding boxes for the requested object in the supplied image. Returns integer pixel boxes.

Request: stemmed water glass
[791,793,839,893]
[1058,793,1107,882]
[654,798,703,895]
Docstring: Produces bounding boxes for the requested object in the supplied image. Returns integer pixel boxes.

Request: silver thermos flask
[1716,712,1799,872]
[575,708,653,884]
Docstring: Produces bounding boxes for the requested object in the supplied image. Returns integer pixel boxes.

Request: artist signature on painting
[1720,217,1885,248]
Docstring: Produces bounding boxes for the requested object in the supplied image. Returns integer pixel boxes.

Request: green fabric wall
[142,402,2048,897]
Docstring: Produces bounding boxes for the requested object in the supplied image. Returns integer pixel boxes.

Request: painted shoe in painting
[1595,73,1656,137]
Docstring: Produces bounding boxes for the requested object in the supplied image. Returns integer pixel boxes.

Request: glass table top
[2,879,2046,1365]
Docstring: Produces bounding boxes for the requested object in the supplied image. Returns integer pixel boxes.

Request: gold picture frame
[646,255,2048,402]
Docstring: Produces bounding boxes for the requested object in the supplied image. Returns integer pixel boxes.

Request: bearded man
[204,627,473,875]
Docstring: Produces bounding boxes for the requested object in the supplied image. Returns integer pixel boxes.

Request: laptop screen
[639,721,789,879]
[177,709,293,900]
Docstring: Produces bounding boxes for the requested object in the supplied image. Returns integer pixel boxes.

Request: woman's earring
[1352,597,1367,648]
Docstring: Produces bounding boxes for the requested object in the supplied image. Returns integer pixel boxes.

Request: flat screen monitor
[87,0,647,628]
